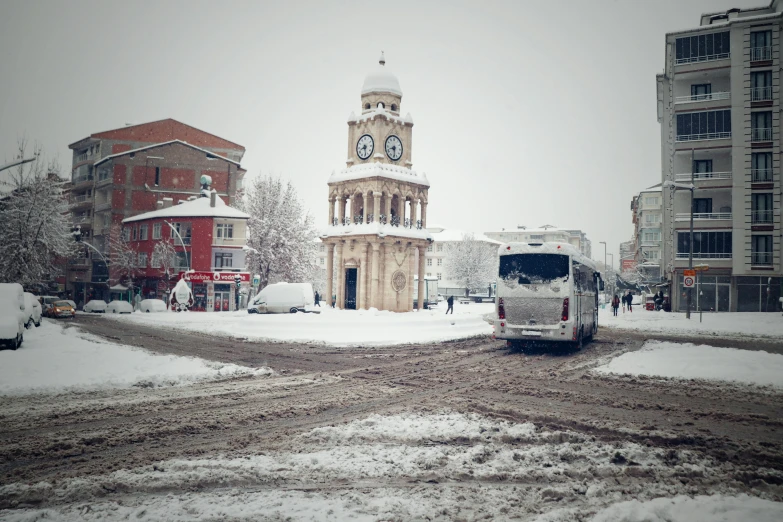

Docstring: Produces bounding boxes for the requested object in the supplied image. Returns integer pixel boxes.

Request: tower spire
[379,51,385,66]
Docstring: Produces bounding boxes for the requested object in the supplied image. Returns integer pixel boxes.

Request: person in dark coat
[314,290,320,307]
[446,295,454,314]
[626,291,634,313]
[611,295,620,317]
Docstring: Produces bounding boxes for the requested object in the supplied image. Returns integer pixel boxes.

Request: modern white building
[657,1,782,311]
[484,226,592,258]
[632,186,663,282]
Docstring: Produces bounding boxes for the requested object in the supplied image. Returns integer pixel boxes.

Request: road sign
[684,276,695,288]
[694,265,709,272]
[683,269,696,277]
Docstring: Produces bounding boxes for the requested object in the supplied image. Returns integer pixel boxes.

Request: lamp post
[608,253,614,298]
[0,155,37,173]
[72,225,109,300]
[599,240,608,280]
[165,221,190,272]
[663,175,696,319]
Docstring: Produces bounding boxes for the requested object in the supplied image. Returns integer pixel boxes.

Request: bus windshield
[499,254,570,284]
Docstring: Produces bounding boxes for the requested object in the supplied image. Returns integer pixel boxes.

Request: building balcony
[68,257,90,269]
[94,201,111,212]
[676,252,732,260]
[752,210,774,224]
[674,91,730,104]
[751,128,772,142]
[71,174,94,186]
[675,52,730,66]
[752,169,773,182]
[675,171,731,182]
[72,215,93,226]
[212,236,246,247]
[750,46,772,62]
[751,86,773,102]
[751,252,773,266]
[675,212,732,222]
[675,132,731,143]
[70,194,92,207]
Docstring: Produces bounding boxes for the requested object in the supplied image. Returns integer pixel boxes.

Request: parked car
[39,295,60,317]
[63,299,77,310]
[83,300,108,313]
[23,292,42,328]
[248,282,315,314]
[139,299,167,313]
[49,300,75,319]
[106,300,134,314]
[631,294,643,306]
[0,283,26,349]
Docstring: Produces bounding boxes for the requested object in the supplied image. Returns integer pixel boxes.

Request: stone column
[420,202,427,228]
[410,199,418,228]
[371,243,380,308]
[407,244,415,311]
[335,242,344,308]
[326,243,335,307]
[363,192,370,224]
[358,243,367,309]
[373,191,381,224]
[339,198,346,225]
[417,245,426,310]
[385,196,392,223]
[328,198,335,226]
[346,195,353,224]
[379,243,386,309]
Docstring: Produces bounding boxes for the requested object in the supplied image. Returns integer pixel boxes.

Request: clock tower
[321,53,432,312]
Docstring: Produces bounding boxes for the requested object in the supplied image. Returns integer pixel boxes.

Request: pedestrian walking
[446,295,454,314]
[621,292,626,313]
[314,290,321,307]
[626,291,633,313]
[611,294,620,317]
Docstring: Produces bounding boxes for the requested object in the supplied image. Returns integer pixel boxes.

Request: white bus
[494,242,603,350]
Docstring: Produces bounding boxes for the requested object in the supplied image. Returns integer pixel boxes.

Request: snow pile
[106,301,495,347]
[598,307,783,339]
[0,321,271,395]
[594,341,783,388]
[4,412,778,521]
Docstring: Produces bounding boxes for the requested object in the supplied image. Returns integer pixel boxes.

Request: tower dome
[361,52,402,97]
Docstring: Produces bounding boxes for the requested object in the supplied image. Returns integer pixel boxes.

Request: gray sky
[0,0,762,264]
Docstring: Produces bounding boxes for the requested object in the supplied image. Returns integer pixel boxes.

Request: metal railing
[750,46,772,61]
[675,212,732,221]
[675,52,730,65]
[675,171,731,181]
[675,131,731,142]
[752,210,774,224]
[213,236,245,245]
[751,86,773,102]
[73,215,92,224]
[71,174,93,185]
[70,194,91,204]
[674,91,730,104]
[751,169,773,182]
[676,252,732,259]
[751,128,772,142]
[751,252,773,265]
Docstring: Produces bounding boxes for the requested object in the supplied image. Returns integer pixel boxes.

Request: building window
[138,252,148,268]
[150,253,160,268]
[751,71,773,101]
[139,224,148,240]
[645,213,661,224]
[692,198,712,214]
[131,226,137,241]
[752,193,774,224]
[643,250,660,261]
[391,104,398,112]
[320,258,324,265]
[752,152,773,182]
[437,273,442,280]
[175,251,191,269]
[122,227,130,242]
[693,159,712,174]
[216,223,234,239]
[319,245,325,252]
[676,110,731,141]
[691,84,711,100]
[437,244,443,252]
[427,259,432,266]
[437,259,442,266]
[427,245,433,252]
[750,31,772,61]
[677,231,732,259]
[643,231,662,242]
[751,111,772,142]
[152,222,162,239]
[97,167,110,181]
[644,196,661,206]
[170,222,192,245]
[675,31,730,64]
[215,252,233,268]
[426,272,432,277]
[154,167,161,186]
[752,235,773,265]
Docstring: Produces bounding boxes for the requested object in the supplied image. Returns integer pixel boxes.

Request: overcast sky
[0,0,763,264]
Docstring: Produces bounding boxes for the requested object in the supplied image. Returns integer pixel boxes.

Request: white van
[247,282,314,314]
[0,283,26,349]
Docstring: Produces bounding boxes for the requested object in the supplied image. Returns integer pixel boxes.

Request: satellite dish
[200,175,210,186]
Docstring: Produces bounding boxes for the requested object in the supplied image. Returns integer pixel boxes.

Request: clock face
[356,134,374,160]
[385,135,403,161]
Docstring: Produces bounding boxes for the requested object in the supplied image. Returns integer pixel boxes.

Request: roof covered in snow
[328,162,429,187]
[361,52,402,97]
[122,194,250,223]
[427,227,502,245]
[320,222,432,241]
[93,140,241,168]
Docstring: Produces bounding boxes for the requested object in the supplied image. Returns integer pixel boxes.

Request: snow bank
[598,307,783,339]
[590,494,783,522]
[594,341,783,388]
[0,321,271,395]
[105,301,494,347]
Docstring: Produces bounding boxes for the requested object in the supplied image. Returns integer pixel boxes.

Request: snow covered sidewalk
[598,307,783,340]
[102,301,495,347]
[594,341,783,388]
[0,321,271,396]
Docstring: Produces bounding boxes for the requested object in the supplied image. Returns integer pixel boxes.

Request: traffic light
[234,275,242,289]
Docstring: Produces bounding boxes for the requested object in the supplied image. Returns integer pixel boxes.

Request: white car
[23,292,42,328]
[83,300,108,313]
[106,300,134,314]
[631,294,643,306]
[0,283,26,349]
[140,299,168,313]
[248,282,315,314]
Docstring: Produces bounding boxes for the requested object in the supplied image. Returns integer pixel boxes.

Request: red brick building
[65,119,246,303]
[123,192,250,311]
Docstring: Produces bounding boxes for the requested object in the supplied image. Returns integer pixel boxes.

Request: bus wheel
[575,327,584,351]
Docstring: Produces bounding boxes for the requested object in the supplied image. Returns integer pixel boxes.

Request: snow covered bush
[444,233,498,296]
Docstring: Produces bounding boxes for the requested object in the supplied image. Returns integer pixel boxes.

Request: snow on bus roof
[498,242,598,272]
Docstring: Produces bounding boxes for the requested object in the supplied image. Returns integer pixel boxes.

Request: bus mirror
[599,279,605,291]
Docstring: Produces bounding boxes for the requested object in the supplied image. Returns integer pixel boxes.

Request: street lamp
[0,155,37,173]
[165,221,190,272]
[663,176,696,320]
[599,240,608,278]
[72,226,110,300]
[608,253,614,297]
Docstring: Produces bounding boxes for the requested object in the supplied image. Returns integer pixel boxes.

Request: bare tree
[239,175,317,290]
[107,223,139,291]
[151,238,178,302]
[0,139,76,285]
[444,234,498,296]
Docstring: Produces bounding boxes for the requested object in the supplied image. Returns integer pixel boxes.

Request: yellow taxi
[49,300,75,319]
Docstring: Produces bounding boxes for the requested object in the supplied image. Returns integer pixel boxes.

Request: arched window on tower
[377,102,385,109]
[364,103,370,110]
[391,104,398,112]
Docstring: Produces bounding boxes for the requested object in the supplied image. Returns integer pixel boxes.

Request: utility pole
[686,148,694,319]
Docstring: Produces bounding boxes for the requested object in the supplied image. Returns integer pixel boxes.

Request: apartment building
[619,239,637,272]
[484,226,592,258]
[631,186,664,282]
[65,119,246,303]
[657,2,783,312]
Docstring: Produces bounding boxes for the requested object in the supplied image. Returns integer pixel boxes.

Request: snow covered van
[494,242,603,350]
[0,283,26,349]
[247,282,315,314]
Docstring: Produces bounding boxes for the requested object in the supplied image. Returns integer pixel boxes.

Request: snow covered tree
[239,175,317,290]
[151,238,178,301]
[0,140,76,285]
[444,234,498,296]
[107,223,139,291]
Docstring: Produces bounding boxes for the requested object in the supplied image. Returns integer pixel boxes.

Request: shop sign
[179,271,250,283]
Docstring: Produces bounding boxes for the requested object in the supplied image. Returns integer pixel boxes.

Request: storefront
[177,271,250,312]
